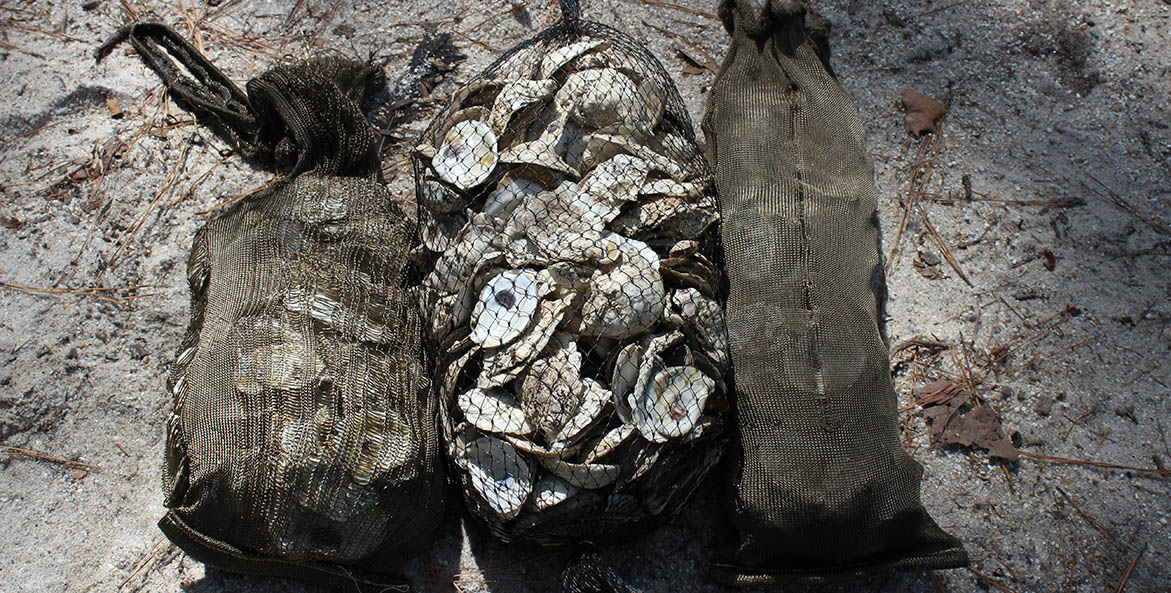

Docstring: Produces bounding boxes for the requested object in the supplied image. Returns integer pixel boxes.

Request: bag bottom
[711,545,969,586]
[158,511,411,593]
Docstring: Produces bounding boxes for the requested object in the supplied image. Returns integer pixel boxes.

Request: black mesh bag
[411,0,729,546]
[701,0,968,583]
[98,24,443,592]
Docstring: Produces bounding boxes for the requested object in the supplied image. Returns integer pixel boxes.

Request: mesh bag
[99,24,443,591]
[411,0,729,545]
[701,1,968,583]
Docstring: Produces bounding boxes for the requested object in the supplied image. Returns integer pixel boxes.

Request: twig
[918,190,1083,208]
[1084,173,1170,236]
[641,20,719,74]
[1112,545,1146,593]
[0,446,104,473]
[1020,451,1171,477]
[965,566,1019,593]
[197,177,279,214]
[634,0,718,20]
[1055,487,1117,544]
[119,537,170,590]
[0,38,44,58]
[0,280,155,307]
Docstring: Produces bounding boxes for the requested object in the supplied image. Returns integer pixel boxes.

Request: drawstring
[561,546,645,593]
[559,0,581,33]
[95,23,263,152]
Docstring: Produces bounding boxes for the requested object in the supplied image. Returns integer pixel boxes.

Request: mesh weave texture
[111,28,447,590]
[412,6,729,546]
[701,1,968,583]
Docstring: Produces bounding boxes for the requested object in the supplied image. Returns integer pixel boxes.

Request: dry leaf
[902,89,945,136]
[105,97,123,119]
[0,216,24,230]
[921,384,1019,461]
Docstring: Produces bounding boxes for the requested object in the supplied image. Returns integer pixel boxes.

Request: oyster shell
[582,423,635,464]
[507,188,606,240]
[465,436,532,520]
[540,456,621,489]
[609,342,642,409]
[458,387,534,435]
[531,475,580,511]
[499,140,579,177]
[484,177,543,221]
[539,38,609,79]
[629,331,683,415]
[579,154,650,216]
[641,177,705,200]
[426,215,504,294]
[610,195,717,241]
[505,433,579,460]
[488,79,559,136]
[479,295,571,389]
[584,133,687,181]
[434,120,498,190]
[234,317,323,395]
[518,336,584,437]
[552,378,612,446]
[418,176,464,214]
[557,69,642,130]
[470,269,545,348]
[632,366,713,443]
[449,79,506,111]
[672,288,729,366]
[578,235,665,338]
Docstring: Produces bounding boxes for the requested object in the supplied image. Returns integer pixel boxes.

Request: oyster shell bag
[99,24,443,591]
[412,0,729,547]
[701,1,967,583]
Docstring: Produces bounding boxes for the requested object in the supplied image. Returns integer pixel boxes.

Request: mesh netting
[105,25,444,591]
[702,1,967,583]
[412,6,729,545]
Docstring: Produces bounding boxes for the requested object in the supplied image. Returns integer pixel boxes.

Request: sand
[0,0,1168,591]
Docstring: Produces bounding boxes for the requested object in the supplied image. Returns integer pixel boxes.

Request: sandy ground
[1,0,1168,592]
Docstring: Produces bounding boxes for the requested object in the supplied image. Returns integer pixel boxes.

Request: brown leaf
[1042,248,1056,271]
[902,89,946,136]
[921,386,1020,461]
[105,97,123,119]
[913,257,941,279]
[0,216,24,230]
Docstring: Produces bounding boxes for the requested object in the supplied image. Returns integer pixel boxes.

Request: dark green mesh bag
[98,24,443,591]
[412,0,729,546]
[701,0,968,583]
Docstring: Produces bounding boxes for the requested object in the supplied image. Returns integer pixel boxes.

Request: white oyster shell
[488,79,559,135]
[578,235,665,338]
[519,336,584,438]
[479,295,571,389]
[539,456,621,489]
[579,154,650,216]
[470,269,544,348]
[465,436,532,520]
[557,69,642,129]
[484,178,543,220]
[539,38,609,79]
[553,378,612,446]
[434,120,498,190]
[632,366,713,443]
[582,424,635,464]
[530,475,580,511]
[609,341,642,416]
[458,387,534,435]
